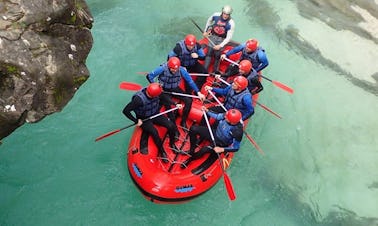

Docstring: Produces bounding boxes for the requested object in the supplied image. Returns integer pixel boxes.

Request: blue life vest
[211,16,230,38]
[224,88,251,116]
[246,69,259,91]
[133,88,160,118]
[215,119,237,146]
[158,63,181,90]
[178,40,198,67]
[241,47,265,70]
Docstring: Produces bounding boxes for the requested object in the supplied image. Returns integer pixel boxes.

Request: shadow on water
[242,0,378,225]
[244,0,378,96]
[294,0,378,44]
[257,168,378,226]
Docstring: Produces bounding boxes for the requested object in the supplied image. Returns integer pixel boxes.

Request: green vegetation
[73,75,87,86]
[6,65,17,74]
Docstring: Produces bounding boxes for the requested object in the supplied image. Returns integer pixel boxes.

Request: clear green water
[1,1,377,225]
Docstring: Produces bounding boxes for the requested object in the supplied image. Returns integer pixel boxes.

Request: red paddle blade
[95,129,121,142]
[223,172,236,201]
[119,82,143,91]
[272,80,294,94]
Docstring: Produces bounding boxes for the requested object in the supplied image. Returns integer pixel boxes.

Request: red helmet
[167,57,181,69]
[146,83,162,98]
[246,39,258,51]
[184,34,196,46]
[239,60,252,72]
[225,109,242,124]
[233,76,248,90]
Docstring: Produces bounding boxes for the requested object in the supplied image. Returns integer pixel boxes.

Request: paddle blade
[95,129,121,142]
[223,172,236,201]
[119,82,143,91]
[272,80,294,94]
[244,132,265,155]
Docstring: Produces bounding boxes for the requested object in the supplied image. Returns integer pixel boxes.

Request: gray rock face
[0,0,93,139]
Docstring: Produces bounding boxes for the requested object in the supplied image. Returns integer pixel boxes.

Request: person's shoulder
[211,12,222,17]
[179,67,189,73]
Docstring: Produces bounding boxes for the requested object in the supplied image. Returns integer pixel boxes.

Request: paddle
[163,91,201,99]
[119,82,143,91]
[189,18,217,47]
[216,77,282,119]
[189,73,212,76]
[95,106,179,142]
[222,58,294,94]
[202,109,236,201]
[207,91,265,156]
[118,82,205,101]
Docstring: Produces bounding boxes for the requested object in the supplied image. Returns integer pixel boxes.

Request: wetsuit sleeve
[224,124,243,152]
[167,43,181,59]
[204,13,217,32]
[225,44,244,57]
[197,43,206,60]
[180,68,199,93]
[146,65,164,83]
[207,111,224,121]
[212,85,231,96]
[122,96,144,123]
[256,50,269,72]
[242,94,254,120]
[219,18,235,48]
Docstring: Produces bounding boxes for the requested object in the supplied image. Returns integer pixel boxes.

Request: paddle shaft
[202,109,236,201]
[164,91,200,99]
[190,18,216,47]
[207,91,265,155]
[217,77,282,119]
[95,106,179,142]
[223,58,294,94]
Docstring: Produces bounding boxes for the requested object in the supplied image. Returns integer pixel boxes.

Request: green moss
[53,87,64,105]
[6,65,17,73]
[11,21,27,29]
[69,14,77,24]
[73,75,87,86]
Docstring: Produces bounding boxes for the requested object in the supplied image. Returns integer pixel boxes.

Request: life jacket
[211,16,230,38]
[178,40,198,67]
[133,88,160,118]
[240,47,265,70]
[246,69,259,91]
[158,63,181,90]
[224,88,251,117]
[215,119,239,146]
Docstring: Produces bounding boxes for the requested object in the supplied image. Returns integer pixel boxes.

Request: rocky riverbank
[0,0,94,139]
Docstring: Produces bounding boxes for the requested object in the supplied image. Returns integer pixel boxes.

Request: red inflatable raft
[127,38,260,203]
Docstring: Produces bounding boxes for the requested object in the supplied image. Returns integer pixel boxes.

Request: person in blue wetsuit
[217,59,263,96]
[123,83,181,162]
[203,5,235,73]
[168,34,208,90]
[146,57,205,129]
[204,76,254,122]
[220,38,269,77]
[181,108,243,168]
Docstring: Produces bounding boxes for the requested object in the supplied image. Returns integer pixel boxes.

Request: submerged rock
[0,0,94,139]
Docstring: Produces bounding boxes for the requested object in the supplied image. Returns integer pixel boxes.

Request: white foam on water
[272,1,378,84]
[264,0,378,221]
[351,5,378,39]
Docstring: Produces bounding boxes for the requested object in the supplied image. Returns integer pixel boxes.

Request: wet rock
[0,0,93,139]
